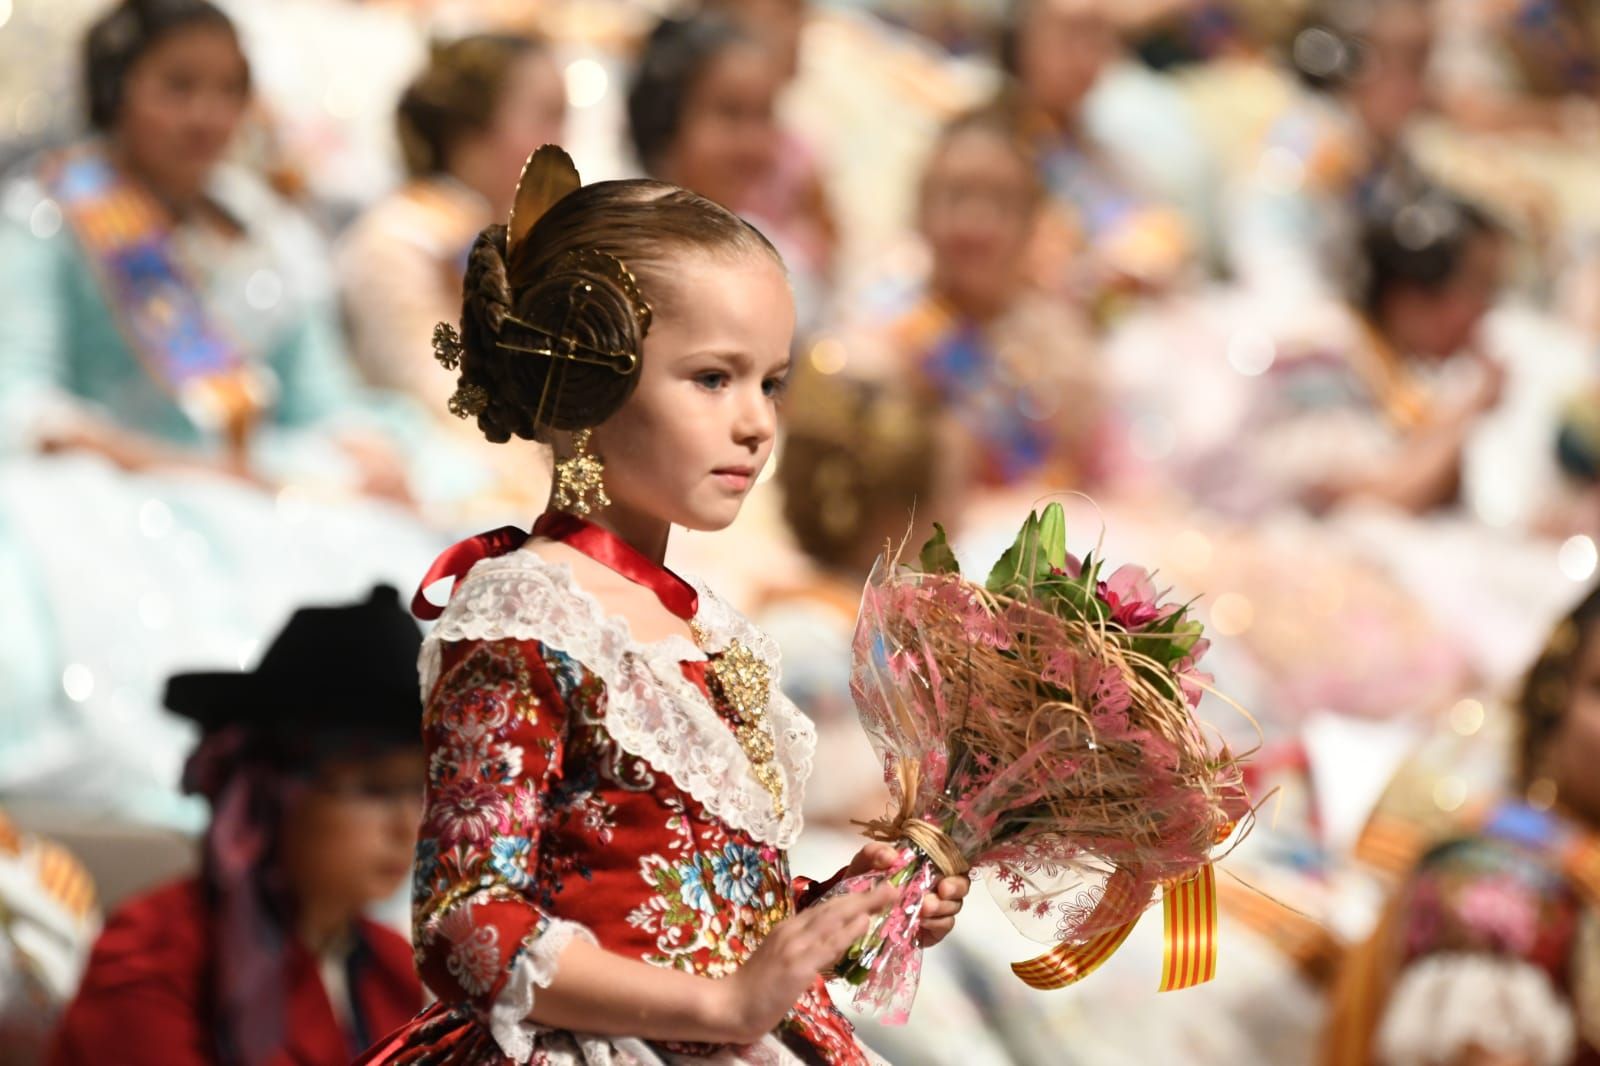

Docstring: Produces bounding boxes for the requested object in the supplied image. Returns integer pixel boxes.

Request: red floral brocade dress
[360,547,882,1065]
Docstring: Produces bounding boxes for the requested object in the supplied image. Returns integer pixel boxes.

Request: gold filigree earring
[553,429,609,516]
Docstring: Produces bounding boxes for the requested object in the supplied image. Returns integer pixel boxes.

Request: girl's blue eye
[762,376,789,399]
[695,371,729,390]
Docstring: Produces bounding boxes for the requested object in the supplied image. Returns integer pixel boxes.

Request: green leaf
[1036,570,1106,624]
[1038,503,1067,571]
[986,511,1041,594]
[1170,617,1204,655]
[918,523,961,575]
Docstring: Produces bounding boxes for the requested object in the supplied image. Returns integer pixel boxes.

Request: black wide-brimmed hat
[164,585,422,748]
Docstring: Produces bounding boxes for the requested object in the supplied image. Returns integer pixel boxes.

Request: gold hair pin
[496,312,639,376]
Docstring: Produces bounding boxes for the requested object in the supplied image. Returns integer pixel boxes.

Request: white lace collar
[419,550,813,848]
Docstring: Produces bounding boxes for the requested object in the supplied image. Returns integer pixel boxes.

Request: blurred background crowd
[6,0,1600,1062]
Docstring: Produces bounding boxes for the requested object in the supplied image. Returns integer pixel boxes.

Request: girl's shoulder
[425,548,701,675]
[427,549,816,848]
[433,544,784,666]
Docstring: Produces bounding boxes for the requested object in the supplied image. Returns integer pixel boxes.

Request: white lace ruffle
[420,552,813,848]
[490,917,601,1062]
[1376,952,1576,1066]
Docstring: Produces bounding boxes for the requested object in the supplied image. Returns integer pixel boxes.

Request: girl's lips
[713,468,754,491]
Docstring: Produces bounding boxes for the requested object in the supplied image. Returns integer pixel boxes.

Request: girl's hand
[917,871,970,948]
[711,882,898,1044]
[840,841,970,949]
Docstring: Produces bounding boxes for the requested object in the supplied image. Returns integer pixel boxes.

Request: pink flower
[508,781,540,824]
[1086,664,1133,717]
[1050,554,1084,579]
[1097,565,1164,630]
[886,649,920,683]
[1173,655,1213,708]
[959,603,1012,650]
[1041,647,1079,688]
[430,779,510,847]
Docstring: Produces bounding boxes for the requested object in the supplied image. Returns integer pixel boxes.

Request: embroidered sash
[45,144,265,441]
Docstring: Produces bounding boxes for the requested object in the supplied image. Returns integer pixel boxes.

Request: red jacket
[49,878,422,1066]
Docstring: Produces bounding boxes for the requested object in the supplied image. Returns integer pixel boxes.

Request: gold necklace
[690,619,786,819]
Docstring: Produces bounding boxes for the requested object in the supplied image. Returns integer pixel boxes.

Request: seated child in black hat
[49,586,427,1066]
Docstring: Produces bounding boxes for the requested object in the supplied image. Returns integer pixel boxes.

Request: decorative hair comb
[433,145,654,426]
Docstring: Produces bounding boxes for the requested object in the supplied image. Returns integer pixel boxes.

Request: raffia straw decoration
[851,536,1251,935]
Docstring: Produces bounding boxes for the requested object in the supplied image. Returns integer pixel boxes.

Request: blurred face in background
[716,0,807,84]
[279,748,424,924]
[1347,4,1433,146]
[1545,627,1600,827]
[919,125,1041,320]
[1014,0,1117,127]
[1380,230,1504,359]
[660,41,778,212]
[114,22,249,203]
[455,49,568,217]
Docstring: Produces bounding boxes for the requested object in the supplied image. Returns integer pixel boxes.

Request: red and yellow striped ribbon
[1010,863,1220,993]
[1159,864,1217,991]
[1011,913,1139,990]
[1011,870,1149,991]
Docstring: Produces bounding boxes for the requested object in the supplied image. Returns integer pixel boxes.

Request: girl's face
[279,748,424,917]
[591,249,794,533]
[475,51,568,213]
[1383,232,1504,358]
[722,0,806,84]
[1348,5,1433,145]
[919,127,1039,315]
[114,23,249,201]
[661,43,778,212]
[1015,0,1116,124]
[1547,628,1600,825]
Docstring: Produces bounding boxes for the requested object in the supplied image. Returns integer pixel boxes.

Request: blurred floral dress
[360,535,881,1065]
[1329,802,1600,1066]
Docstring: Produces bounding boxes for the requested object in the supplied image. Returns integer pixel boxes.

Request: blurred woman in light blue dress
[0,0,447,828]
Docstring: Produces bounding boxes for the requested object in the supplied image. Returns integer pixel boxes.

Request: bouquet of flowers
[827,504,1250,1022]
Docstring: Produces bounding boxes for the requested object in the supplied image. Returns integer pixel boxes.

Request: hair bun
[451,225,647,442]
[498,248,648,431]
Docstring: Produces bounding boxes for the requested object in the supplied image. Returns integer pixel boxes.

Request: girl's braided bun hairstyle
[440,145,780,444]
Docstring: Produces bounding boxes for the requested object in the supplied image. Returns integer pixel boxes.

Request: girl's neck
[548,493,672,566]
[930,279,1010,326]
[107,139,207,218]
[296,897,358,958]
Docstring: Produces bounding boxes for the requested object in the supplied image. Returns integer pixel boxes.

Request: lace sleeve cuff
[488,915,599,1062]
[1375,952,1575,1066]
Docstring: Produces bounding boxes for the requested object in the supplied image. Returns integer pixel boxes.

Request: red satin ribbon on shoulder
[411,512,698,621]
[410,525,531,620]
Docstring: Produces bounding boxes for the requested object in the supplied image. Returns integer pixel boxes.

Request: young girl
[861,108,1101,493]
[1325,583,1600,1066]
[52,586,426,1066]
[360,147,968,1065]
